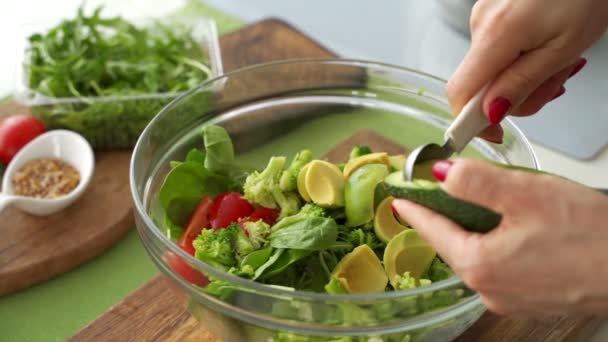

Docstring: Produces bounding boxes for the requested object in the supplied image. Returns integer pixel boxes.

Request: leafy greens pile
[24,6,214,147]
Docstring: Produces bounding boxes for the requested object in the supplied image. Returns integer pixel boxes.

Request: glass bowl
[130,59,538,341]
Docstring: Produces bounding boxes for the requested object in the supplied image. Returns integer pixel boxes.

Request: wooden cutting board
[71,129,602,341]
[0,18,342,297]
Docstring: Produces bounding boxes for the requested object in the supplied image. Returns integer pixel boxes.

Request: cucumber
[382,171,502,233]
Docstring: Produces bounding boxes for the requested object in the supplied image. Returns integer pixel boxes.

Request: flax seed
[12,159,80,199]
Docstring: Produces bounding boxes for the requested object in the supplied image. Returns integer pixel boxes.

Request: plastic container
[14,15,223,149]
[130,59,539,341]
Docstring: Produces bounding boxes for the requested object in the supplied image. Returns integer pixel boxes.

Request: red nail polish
[568,58,587,78]
[432,160,454,182]
[552,86,566,100]
[488,97,511,125]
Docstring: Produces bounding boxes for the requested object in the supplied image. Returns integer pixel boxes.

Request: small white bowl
[0,130,94,216]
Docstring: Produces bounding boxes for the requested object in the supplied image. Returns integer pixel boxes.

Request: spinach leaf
[159,161,227,225]
[253,249,284,280]
[269,217,338,251]
[170,148,206,169]
[240,246,273,270]
[202,125,236,174]
[201,125,249,190]
[258,249,313,280]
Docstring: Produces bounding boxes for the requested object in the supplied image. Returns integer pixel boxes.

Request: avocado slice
[331,244,388,294]
[374,196,409,242]
[304,160,345,207]
[383,229,436,288]
[343,152,389,179]
[297,163,312,202]
[388,154,406,172]
[383,171,502,233]
[345,163,390,227]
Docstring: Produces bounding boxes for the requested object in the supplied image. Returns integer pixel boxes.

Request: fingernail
[552,86,566,100]
[488,97,511,125]
[485,135,503,144]
[568,58,587,78]
[432,160,454,182]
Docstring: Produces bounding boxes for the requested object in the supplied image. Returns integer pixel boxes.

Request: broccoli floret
[349,145,372,160]
[242,219,271,249]
[393,271,432,290]
[424,258,453,282]
[243,156,301,218]
[193,224,254,269]
[193,227,238,269]
[280,150,313,192]
[347,228,385,250]
[271,203,327,232]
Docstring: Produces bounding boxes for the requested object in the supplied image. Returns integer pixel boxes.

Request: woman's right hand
[448,0,608,143]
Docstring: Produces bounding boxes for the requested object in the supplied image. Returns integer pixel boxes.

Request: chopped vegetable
[279,150,313,192]
[193,223,253,269]
[349,145,372,160]
[208,192,254,229]
[241,219,271,249]
[178,197,213,255]
[243,156,301,218]
[393,271,432,290]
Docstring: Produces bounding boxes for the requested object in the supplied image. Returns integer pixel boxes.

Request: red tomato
[208,192,254,229]
[162,252,209,287]
[0,115,47,166]
[178,197,213,255]
[249,207,280,225]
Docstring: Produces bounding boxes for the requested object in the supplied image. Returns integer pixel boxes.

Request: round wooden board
[0,102,134,296]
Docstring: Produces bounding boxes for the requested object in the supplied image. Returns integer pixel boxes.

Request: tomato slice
[178,197,213,255]
[249,207,280,225]
[208,192,254,229]
[162,252,209,287]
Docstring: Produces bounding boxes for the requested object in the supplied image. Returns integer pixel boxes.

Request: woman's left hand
[392,159,608,316]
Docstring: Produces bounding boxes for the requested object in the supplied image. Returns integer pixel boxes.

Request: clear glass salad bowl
[130,59,538,341]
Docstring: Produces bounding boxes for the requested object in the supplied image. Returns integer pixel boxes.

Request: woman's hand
[448,0,608,142]
[392,159,608,315]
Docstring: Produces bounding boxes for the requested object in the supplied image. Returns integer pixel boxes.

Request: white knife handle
[444,86,492,153]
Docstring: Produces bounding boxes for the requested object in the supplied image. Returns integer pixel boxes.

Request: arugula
[25,6,214,148]
[269,217,338,251]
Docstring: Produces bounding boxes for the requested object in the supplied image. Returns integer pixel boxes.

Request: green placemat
[0,2,244,342]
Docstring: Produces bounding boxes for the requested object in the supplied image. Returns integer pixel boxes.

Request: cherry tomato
[208,192,254,229]
[162,252,209,287]
[249,207,280,225]
[0,114,47,166]
[178,197,213,255]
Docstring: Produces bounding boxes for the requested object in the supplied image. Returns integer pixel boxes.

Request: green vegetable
[202,125,250,190]
[393,271,432,290]
[193,224,253,269]
[243,156,301,218]
[347,228,385,250]
[349,145,372,160]
[280,150,313,191]
[271,204,327,232]
[240,246,273,270]
[169,148,205,168]
[383,171,502,233]
[269,217,339,251]
[242,220,271,249]
[26,6,213,148]
[158,162,225,226]
[324,277,347,294]
[424,258,453,282]
[255,249,313,280]
[345,164,390,227]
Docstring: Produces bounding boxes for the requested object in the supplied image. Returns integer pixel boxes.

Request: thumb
[391,199,477,268]
[435,158,529,215]
[482,47,578,124]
